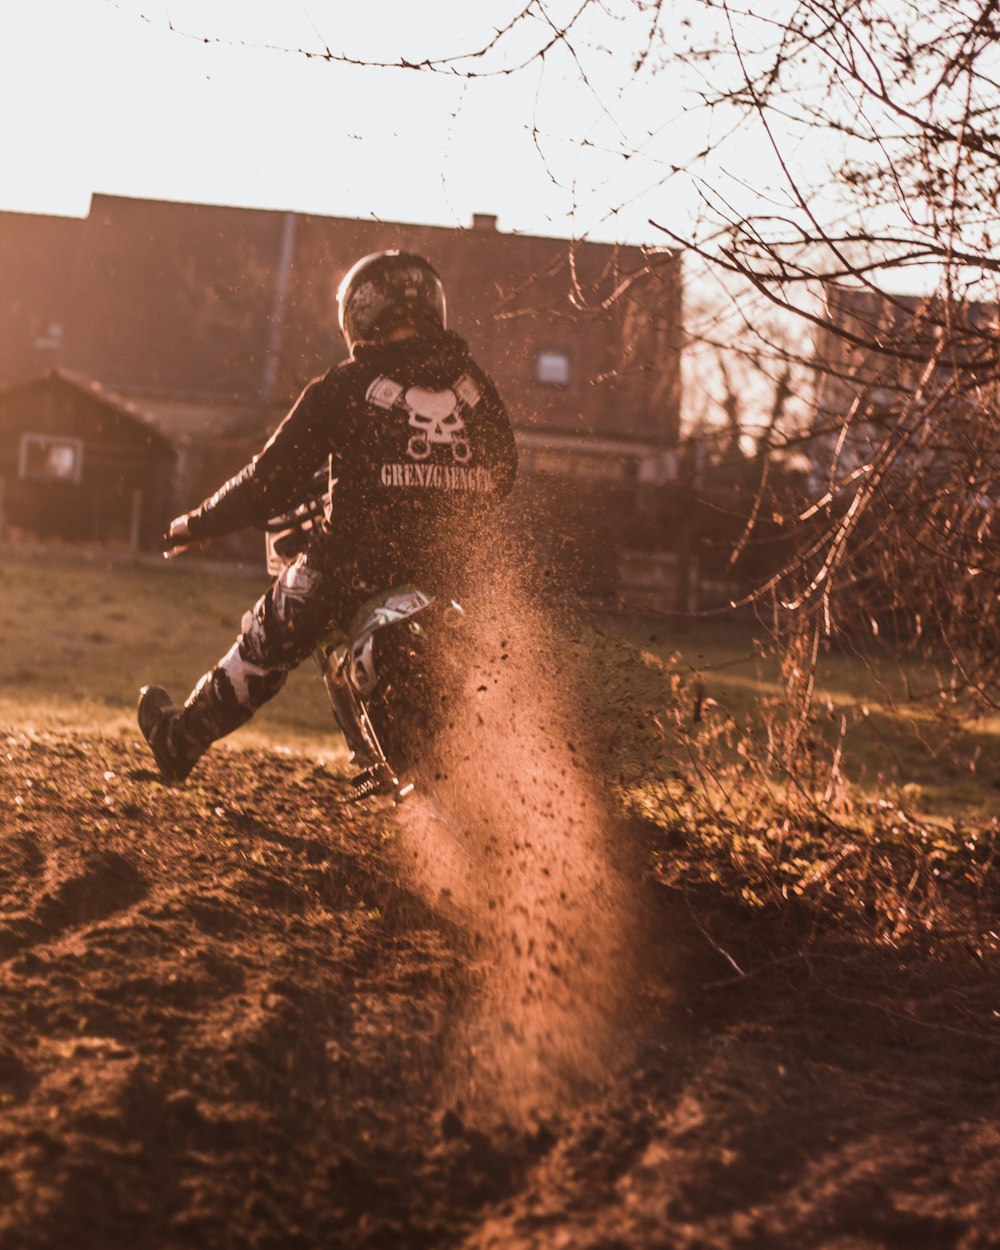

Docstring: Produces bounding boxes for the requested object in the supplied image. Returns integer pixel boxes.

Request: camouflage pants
[187,545,362,740]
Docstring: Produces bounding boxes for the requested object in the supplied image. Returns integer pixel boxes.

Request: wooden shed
[0,370,175,550]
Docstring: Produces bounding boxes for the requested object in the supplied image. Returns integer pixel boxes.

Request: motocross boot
[138,673,246,783]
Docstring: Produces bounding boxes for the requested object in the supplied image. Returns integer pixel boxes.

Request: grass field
[614,613,1000,822]
[0,544,343,759]
[4,543,1000,820]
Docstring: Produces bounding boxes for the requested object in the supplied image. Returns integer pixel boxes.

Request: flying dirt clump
[394,556,642,1124]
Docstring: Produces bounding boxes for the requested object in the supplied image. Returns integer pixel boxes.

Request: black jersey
[186,330,517,580]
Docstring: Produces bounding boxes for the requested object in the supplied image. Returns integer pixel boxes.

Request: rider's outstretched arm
[167,371,345,551]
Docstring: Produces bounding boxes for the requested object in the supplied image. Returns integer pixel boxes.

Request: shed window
[18,434,84,484]
[536,349,571,387]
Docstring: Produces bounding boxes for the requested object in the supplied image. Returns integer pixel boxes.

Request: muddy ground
[1,729,999,1250]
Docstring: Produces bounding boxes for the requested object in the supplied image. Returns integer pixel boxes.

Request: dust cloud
[394,559,641,1124]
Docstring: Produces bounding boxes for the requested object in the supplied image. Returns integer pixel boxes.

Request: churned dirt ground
[1,729,999,1250]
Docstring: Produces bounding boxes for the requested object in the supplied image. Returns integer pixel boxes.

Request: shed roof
[0,369,171,452]
[0,368,282,452]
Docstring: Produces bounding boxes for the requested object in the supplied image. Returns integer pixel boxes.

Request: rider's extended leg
[139,549,346,782]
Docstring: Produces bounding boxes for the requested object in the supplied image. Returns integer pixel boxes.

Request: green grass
[0,545,345,763]
[611,614,1000,822]
[4,544,1000,821]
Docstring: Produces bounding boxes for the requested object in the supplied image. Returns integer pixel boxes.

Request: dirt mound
[1,730,999,1249]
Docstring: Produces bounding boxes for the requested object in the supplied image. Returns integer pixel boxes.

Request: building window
[536,349,571,388]
[34,322,63,352]
[18,434,84,484]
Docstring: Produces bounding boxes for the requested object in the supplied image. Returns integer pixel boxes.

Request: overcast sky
[0,0,788,245]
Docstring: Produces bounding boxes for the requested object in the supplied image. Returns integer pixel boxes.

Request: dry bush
[578,618,1000,944]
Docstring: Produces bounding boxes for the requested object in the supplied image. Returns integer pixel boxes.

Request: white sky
[0,0,787,245]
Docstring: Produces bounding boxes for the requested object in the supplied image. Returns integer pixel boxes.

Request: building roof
[0,210,82,384]
[0,193,683,451]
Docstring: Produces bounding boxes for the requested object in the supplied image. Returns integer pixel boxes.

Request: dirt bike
[264,479,466,806]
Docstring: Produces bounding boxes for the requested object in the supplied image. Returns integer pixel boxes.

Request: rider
[138,250,518,783]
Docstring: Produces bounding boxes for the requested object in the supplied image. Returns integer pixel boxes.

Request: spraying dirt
[394,567,642,1122]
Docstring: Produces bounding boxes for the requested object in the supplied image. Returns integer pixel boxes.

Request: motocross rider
[138,251,518,783]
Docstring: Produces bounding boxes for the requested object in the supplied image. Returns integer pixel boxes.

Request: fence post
[674,435,704,623]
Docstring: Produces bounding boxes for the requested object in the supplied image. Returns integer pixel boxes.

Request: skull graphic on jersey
[365,373,481,465]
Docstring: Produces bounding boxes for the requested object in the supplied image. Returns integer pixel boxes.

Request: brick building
[812,283,1000,478]
[0,194,682,598]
